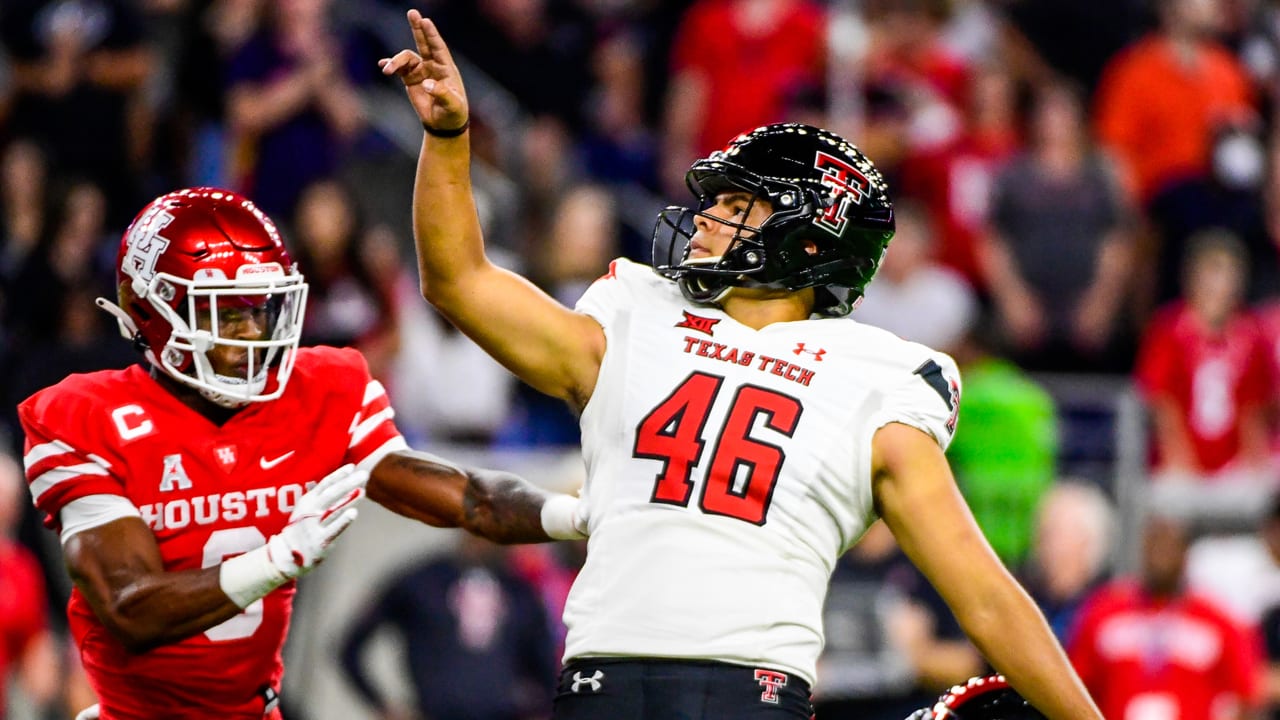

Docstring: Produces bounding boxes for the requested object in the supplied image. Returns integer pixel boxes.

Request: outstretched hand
[378,9,469,134]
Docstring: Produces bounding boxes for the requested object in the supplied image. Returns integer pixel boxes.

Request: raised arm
[379,11,605,407]
[366,449,585,545]
[871,422,1102,720]
[63,466,365,653]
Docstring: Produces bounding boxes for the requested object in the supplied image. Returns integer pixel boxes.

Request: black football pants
[553,658,813,720]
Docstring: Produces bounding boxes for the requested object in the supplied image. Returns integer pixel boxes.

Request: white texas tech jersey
[565,258,961,685]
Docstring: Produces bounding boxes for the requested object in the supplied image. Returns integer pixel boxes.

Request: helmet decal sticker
[122,207,174,283]
[813,150,869,236]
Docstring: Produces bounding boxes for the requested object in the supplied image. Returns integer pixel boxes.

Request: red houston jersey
[18,346,407,719]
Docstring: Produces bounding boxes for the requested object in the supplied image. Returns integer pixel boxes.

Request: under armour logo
[754,669,788,704]
[676,310,720,337]
[571,670,604,693]
[793,343,826,361]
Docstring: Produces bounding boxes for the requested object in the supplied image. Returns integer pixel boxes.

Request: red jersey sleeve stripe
[362,379,388,406]
[346,380,404,467]
[23,439,79,474]
[23,437,124,529]
[349,407,396,449]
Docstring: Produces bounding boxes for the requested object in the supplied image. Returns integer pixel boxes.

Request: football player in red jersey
[381,10,1102,720]
[17,187,586,720]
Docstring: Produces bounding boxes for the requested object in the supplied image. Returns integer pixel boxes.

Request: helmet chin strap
[95,297,141,342]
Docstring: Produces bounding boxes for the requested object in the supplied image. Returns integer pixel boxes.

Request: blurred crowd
[8,0,1280,717]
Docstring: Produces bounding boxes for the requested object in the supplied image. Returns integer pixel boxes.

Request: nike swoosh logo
[259,451,296,470]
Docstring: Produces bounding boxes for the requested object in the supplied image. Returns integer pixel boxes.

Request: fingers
[322,506,359,544]
[403,10,455,71]
[417,16,456,69]
[378,49,423,77]
[320,486,366,525]
[306,464,369,510]
[408,8,431,56]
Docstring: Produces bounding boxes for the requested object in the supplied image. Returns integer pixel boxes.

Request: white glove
[74,704,100,720]
[220,464,368,607]
[265,463,367,577]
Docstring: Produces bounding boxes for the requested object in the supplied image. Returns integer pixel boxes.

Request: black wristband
[423,119,469,138]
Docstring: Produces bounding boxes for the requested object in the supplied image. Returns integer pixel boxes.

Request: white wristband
[219,544,289,609]
[540,495,586,540]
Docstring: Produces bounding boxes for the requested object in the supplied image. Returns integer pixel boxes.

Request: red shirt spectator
[1135,302,1271,474]
[663,0,826,194]
[1134,231,1271,477]
[1094,5,1255,203]
[0,535,49,712]
[1069,580,1263,720]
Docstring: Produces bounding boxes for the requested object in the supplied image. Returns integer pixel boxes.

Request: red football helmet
[99,188,308,407]
[905,676,1046,720]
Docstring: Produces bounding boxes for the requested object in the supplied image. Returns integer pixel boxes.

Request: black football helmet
[905,676,1047,720]
[653,123,894,316]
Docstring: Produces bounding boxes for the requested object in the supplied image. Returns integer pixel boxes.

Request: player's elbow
[99,611,166,654]
[101,589,180,653]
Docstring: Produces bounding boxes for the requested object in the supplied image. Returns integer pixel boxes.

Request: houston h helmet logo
[123,208,174,283]
[813,151,869,236]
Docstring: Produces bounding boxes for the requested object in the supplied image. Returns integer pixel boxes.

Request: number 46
[633,371,803,525]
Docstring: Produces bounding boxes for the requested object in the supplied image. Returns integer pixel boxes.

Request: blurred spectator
[1068,513,1265,720]
[0,450,59,718]
[0,0,153,225]
[4,179,115,345]
[0,139,49,286]
[387,272,518,446]
[507,540,583,662]
[899,62,1021,287]
[577,28,660,194]
[854,199,977,353]
[338,532,557,720]
[1134,229,1272,481]
[168,0,264,187]
[661,0,826,198]
[814,521,983,720]
[980,80,1137,373]
[862,0,972,154]
[1148,119,1276,312]
[1093,0,1256,206]
[945,317,1058,567]
[289,177,400,381]
[223,0,369,219]
[1019,480,1116,642]
[498,185,621,448]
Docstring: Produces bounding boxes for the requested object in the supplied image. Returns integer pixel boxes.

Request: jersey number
[634,372,802,525]
[202,527,267,641]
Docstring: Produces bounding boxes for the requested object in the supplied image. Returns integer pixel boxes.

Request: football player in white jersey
[380,9,1103,720]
